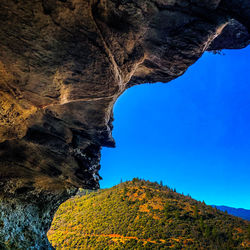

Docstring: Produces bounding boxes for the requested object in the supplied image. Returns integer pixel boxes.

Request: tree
[204,225,211,238]
[199,217,204,232]
[194,205,199,219]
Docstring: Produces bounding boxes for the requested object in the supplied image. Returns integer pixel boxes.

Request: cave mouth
[0,0,250,248]
[48,47,250,247]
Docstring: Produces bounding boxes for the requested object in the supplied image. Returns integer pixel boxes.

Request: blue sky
[100,47,250,209]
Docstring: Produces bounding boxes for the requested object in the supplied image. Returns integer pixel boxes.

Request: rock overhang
[0,0,249,248]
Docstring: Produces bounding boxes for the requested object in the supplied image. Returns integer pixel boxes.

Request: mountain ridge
[212,205,250,221]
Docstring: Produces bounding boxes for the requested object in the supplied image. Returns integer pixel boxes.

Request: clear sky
[100,47,250,209]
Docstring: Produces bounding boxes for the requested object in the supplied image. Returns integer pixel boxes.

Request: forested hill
[48,179,250,249]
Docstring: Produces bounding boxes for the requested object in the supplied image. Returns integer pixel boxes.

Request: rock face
[0,0,249,249]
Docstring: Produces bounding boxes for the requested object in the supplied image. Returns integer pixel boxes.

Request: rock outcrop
[0,0,249,248]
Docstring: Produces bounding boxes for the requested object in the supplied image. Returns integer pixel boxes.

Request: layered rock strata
[0,0,249,248]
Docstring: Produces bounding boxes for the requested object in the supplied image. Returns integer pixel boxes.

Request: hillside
[48,179,250,249]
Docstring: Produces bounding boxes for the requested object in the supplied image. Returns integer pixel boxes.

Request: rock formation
[0,0,249,249]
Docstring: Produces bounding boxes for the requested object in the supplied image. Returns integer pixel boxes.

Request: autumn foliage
[48,179,250,249]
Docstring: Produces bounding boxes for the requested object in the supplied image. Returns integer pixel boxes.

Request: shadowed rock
[0,0,249,248]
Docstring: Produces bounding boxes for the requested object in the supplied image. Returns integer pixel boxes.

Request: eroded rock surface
[0,0,249,248]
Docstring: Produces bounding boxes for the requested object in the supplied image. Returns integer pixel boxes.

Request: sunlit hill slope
[48,179,250,249]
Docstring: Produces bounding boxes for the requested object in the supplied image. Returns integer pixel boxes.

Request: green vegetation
[48,179,250,249]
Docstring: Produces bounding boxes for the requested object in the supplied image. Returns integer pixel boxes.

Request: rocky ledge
[0,0,249,249]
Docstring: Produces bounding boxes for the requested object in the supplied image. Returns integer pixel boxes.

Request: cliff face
[0,0,249,248]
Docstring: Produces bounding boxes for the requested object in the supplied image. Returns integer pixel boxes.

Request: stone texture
[0,0,249,249]
[0,190,76,249]
[208,20,250,51]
